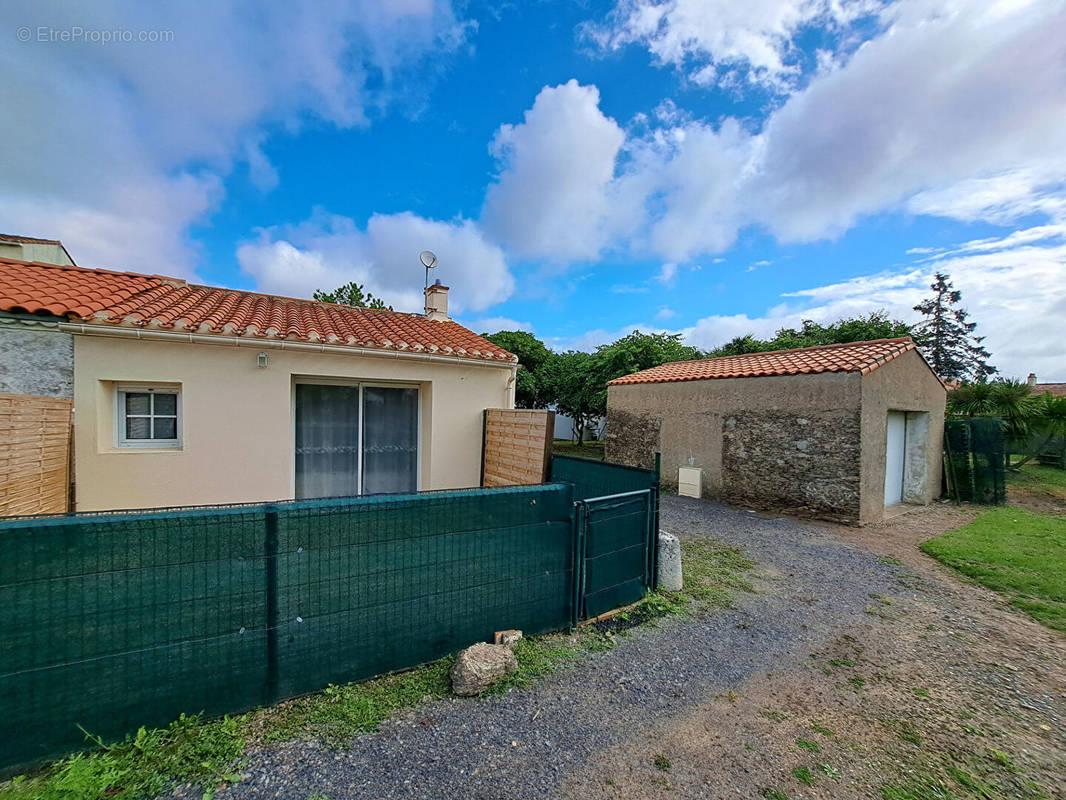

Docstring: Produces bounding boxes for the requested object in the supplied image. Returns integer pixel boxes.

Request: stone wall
[721,409,862,521]
[604,407,661,472]
[0,316,73,398]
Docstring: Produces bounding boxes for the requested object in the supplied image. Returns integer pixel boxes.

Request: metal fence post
[264,505,280,705]
[571,500,589,626]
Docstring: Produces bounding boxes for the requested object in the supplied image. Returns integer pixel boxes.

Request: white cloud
[655,306,677,320]
[654,262,679,285]
[481,81,627,261]
[679,226,1066,379]
[237,211,513,314]
[585,0,879,92]
[533,0,1066,263]
[460,317,533,334]
[0,0,469,275]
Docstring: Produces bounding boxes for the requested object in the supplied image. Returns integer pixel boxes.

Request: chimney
[1028,373,1037,386]
[424,280,449,322]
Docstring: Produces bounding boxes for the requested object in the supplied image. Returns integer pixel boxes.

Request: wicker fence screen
[0,484,577,769]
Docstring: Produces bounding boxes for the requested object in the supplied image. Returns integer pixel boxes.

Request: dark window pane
[125,393,150,415]
[153,393,177,415]
[126,417,151,439]
[153,417,177,440]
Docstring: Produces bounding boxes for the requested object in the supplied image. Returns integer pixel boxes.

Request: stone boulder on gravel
[451,642,518,696]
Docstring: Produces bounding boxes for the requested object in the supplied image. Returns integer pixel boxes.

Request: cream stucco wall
[858,349,946,524]
[72,334,514,511]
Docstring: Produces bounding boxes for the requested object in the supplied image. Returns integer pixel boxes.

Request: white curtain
[295,384,418,499]
[362,387,418,495]
[294,384,360,499]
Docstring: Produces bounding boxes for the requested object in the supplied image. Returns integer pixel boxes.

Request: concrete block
[657,530,682,591]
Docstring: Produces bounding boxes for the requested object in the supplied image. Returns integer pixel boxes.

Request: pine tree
[912,272,996,382]
[313,281,391,310]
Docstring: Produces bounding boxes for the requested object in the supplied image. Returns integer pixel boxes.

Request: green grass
[921,508,1066,633]
[0,715,244,800]
[795,738,821,754]
[1006,464,1066,498]
[791,766,814,785]
[677,538,755,610]
[551,440,605,461]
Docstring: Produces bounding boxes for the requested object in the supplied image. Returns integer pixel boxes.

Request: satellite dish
[420,250,438,269]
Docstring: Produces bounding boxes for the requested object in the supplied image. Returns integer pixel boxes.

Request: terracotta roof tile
[1035,383,1066,397]
[0,258,517,364]
[608,338,919,386]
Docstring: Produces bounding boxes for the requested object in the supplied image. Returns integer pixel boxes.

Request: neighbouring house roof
[0,257,517,363]
[1036,383,1066,397]
[0,233,63,245]
[608,338,920,386]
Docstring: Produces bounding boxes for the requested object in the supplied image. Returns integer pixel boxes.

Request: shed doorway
[884,411,907,506]
[295,383,419,499]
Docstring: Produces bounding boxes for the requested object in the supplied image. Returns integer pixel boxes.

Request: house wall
[858,349,946,523]
[607,372,864,520]
[0,316,74,398]
[73,335,514,511]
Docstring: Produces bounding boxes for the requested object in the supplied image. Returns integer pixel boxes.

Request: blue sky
[2,0,1065,378]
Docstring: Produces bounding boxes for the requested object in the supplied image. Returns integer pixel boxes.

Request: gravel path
[180,496,905,800]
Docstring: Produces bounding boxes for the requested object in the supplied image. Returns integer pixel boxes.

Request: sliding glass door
[294,383,419,499]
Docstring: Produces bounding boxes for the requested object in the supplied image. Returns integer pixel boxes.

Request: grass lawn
[921,507,1066,634]
[1007,463,1066,500]
[551,439,605,461]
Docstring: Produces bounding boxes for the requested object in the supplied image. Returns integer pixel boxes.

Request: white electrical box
[678,466,702,498]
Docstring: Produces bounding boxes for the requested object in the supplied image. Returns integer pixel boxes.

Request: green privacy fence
[0,484,577,770]
[944,417,1007,504]
[0,459,660,771]
[552,456,661,618]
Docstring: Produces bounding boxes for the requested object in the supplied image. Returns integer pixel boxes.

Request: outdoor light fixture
[257,352,268,368]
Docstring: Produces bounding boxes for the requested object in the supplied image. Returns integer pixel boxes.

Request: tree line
[315,273,1016,442]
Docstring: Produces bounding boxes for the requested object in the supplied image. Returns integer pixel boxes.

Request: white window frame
[115,385,182,448]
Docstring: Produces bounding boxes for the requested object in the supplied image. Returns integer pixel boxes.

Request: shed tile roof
[1035,383,1066,397]
[608,338,919,386]
[0,258,517,363]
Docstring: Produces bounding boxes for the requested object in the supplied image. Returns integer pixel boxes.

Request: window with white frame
[117,386,181,447]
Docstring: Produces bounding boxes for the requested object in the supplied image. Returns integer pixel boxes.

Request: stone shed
[606,338,946,524]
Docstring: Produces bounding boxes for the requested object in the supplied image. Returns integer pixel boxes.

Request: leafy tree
[912,272,995,382]
[313,281,391,310]
[540,350,601,442]
[704,312,912,357]
[950,380,1066,467]
[589,331,704,416]
[482,330,553,408]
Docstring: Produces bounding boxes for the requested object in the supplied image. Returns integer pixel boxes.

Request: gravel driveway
[180,496,916,800]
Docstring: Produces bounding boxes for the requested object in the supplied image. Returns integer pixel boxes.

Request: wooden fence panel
[0,393,72,516]
[482,408,555,487]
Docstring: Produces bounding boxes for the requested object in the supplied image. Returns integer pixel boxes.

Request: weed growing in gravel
[0,714,244,800]
[761,789,790,800]
[677,538,755,610]
[878,555,904,566]
[809,723,834,737]
[880,775,956,799]
[817,763,840,778]
[256,658,453,745]
[896,722,922,747]
[654,754,672,771]
[795,738,821,753]
[791,766,814,785]
[485,637,582,695]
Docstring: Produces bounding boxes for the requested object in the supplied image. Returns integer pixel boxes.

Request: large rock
[451,642,518,696]
[658,530,683,591]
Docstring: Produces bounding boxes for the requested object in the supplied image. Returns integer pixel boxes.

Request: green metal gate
[551,455,661,619]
